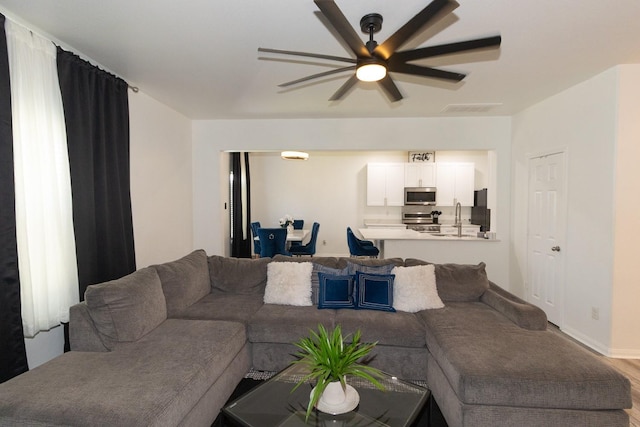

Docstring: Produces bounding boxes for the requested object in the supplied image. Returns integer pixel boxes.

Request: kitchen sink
[429,233,475,238]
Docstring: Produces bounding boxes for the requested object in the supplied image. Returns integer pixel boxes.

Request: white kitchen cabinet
[367,163,405,206]
[405,163,436,187]
[436,162,475,206]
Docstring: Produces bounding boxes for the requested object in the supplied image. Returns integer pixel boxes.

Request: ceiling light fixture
[356,59,387,82]
[281,151,309,160]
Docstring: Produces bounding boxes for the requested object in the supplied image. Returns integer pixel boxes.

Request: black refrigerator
[471,189,491,232]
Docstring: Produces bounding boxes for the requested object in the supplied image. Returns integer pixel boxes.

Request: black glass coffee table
[222,363,430,427]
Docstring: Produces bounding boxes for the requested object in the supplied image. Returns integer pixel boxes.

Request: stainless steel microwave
[404,187,437,206]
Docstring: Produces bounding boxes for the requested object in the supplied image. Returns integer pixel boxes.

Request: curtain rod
[48,40,139,93]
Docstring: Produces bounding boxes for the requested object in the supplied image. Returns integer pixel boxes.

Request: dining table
[254,229,310,246]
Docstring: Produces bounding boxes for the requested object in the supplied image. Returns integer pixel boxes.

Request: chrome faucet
[454,202,462,237]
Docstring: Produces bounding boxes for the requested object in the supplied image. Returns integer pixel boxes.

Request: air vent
[441,103,502,113]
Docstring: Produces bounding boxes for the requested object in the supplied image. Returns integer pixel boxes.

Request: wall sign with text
[408,151,435,163]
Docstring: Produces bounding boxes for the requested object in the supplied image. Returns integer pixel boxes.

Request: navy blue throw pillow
[317,273,355,309]
[354,271,396,312]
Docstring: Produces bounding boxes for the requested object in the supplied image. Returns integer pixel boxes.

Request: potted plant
[291,324,385,420]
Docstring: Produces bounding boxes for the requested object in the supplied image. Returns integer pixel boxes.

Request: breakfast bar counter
[358,227,507,286]
[359,227,495,242]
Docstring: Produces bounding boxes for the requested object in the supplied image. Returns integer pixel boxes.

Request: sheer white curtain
[5,20,79,337]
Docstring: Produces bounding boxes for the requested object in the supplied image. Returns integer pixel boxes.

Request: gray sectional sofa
[0,249,632,426]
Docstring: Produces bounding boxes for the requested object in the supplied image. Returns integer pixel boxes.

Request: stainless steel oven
[404,187,437,206]
[402,206,439,232]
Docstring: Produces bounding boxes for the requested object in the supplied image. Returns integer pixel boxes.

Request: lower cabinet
[440,224,481,236]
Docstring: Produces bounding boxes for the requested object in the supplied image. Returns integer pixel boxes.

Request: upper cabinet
[367,163,405,206]
[404,163,436,187]
[436,162,475,206]
[368,161,475,207]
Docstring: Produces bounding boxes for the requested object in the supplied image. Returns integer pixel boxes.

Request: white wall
[24,326,64,369]
[249,150,492,257]
[611,65,640,357]
[512,65,640,356]
[250,151,408,257]
[129,91,194,268]
[192,116,514,287]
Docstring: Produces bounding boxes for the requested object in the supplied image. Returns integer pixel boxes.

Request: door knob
[551,246,561,252]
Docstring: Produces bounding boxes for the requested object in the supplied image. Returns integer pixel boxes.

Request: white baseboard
[561,325,640,359]
[560,325,610,356]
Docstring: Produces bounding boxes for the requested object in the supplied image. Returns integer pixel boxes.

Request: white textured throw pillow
[392,264,444,312]
[264,262,313,306]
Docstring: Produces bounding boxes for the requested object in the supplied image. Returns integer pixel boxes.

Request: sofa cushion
[264,261,313,306]
[154,249,210,316]
[172,291,264,324]
[208,255,270,295]
[0,319,249,426]
[317,273,356,309]
[405,259,489,301]
[271,256,347,304]
[343,257,404,269]
[419,302,631,410]
[84,267,167,350]
[248,304,335,344]
[346,258,404,275]
[354,271,396,312]
[392,264,444,312]
[334,308,427,348]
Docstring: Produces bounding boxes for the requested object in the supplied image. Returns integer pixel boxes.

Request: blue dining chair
[346,227,379,258]
[290,219,305,247]
[289,222,320,257]
[250,221,261,257]
[257,228,291,258]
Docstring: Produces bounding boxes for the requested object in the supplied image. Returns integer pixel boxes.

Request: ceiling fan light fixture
[356,61,387,82]
[281,151,309,160]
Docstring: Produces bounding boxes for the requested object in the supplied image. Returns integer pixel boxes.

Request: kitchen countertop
[359,227,496,241]
[363,219,407,228]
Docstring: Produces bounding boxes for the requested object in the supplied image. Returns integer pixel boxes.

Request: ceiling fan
[258,0,501,102]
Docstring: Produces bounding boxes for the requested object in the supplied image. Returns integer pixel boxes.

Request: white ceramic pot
[287,224,294,233]
[311,380,360,415]
[320,381,346,406]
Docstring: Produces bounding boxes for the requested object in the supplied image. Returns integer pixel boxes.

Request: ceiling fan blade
[388,62,465,81]
[378,76,403,102]
[391,35,501,62]
[314,0,370,58]
[375,0,459,60]
[258,47,357,64]
[278,66,357,87]
[329,74,359,101]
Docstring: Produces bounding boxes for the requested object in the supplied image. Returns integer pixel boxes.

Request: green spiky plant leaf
[290,324,385,421]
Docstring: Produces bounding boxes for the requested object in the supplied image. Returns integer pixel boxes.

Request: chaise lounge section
[0,249,632,426]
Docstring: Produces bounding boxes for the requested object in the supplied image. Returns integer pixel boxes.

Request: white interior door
[527,151,566,326]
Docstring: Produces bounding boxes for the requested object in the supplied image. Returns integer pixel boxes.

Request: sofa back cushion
[84,267,167,349]
[342,257,404,272]
[154,250,210,316]
[404,259,489,301]
[208,255,270,295]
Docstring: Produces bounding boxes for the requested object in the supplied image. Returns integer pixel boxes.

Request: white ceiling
[1,0,640,120]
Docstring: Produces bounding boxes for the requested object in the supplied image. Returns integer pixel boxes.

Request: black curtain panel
[230,152,252,258]
[56,48,136,301]
[0,13,29,383]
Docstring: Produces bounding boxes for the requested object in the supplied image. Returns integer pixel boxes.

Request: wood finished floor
[549,325,640,426]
